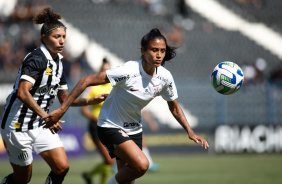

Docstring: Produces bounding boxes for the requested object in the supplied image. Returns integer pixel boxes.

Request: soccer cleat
[112,163,118,173]
[82,172,92,184]
[0,177,8,184]
[148,163,160,172]
[0,174,13,184]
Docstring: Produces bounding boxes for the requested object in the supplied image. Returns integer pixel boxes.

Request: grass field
[0,153,281,184]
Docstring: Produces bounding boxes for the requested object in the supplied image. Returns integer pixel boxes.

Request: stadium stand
[1,0,282,129]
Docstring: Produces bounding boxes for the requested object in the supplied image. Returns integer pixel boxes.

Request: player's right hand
[188,133,209,149]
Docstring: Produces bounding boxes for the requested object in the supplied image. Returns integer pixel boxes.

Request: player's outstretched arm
[43,72,109,128]
[167,100,209,149]
[142,110,159,132]
[57,89,108,107]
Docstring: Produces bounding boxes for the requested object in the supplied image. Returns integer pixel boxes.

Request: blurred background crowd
[1,0,282,130]
[1,2,282,183]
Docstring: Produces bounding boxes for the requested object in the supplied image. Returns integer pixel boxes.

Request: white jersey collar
[40,44,63,61]
[139,59,158,77]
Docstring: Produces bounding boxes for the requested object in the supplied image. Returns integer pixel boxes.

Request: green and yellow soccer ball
[211,61,244,95]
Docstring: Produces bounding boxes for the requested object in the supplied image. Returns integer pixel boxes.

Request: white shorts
[1,126,64,166]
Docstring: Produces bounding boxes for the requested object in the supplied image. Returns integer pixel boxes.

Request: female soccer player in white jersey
[0,7,107,184]
[43,28,209,184]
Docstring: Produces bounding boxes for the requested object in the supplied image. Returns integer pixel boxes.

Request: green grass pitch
[0,153,281,184]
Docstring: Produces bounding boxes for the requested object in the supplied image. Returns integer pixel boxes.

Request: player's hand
[89,93,108,105]
[149,122,159,132]
[49,121,64,134]
[42,108,65,128]
[188,133,209,149]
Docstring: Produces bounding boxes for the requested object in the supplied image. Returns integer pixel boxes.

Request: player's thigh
[1,129,34,182]
[114,140,148,170]
[11,162,33,183]
[1,130,34,165]
[34,128,69,174]
[40,147,69,174]
[95,140,114,165]
[116,159,127,170]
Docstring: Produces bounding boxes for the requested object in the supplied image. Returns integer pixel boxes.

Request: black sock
[1,174,15,184]
[45,171,66,184]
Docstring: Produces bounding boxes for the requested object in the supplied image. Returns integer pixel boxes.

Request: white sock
[143,147,153,167]
[106,176,119,184]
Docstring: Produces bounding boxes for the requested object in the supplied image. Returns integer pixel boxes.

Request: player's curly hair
[141,28,176,66]
[33,7,66,36]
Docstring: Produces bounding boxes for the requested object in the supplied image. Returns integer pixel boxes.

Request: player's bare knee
[135,159,149,176]
[53,164,69,175]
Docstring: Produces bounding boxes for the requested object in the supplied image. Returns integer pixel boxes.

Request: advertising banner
[215,125,282,153]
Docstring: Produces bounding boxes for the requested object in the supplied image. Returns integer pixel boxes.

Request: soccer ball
[211,61,244,95]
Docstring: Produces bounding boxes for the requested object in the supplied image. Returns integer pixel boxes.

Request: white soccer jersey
[1,44,68,132]
[97,60,178,135]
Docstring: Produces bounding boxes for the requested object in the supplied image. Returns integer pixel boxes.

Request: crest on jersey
[118,130,129,137]
[45,68,52,75]
[153,87,162,97]
[39,85,49,95]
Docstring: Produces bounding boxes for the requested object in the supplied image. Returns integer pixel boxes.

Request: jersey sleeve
[106,63,129,87]
[20,56,46,84]
[161,72,178,101]
[58,69,68,90]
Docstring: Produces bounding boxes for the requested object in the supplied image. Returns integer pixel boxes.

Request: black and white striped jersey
[1,44,68,132]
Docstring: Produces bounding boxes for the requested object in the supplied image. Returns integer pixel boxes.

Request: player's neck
[142,60,156,76]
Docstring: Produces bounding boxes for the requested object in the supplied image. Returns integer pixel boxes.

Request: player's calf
[45,170,68,184]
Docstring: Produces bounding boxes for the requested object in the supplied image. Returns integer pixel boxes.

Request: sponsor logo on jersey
[38,85,59,97]
[14,122,22,129]
[144,88,150,95]
[45,68,52,75]
[157,75,168,82]
[113,75,130,83]
[118,130,129,137]
[39,85,49,95]
[130,88,139,91]
[123,122,140,128]
[132,73,141,78]
[48,86,58,96]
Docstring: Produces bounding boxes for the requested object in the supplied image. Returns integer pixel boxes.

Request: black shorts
[88,120,99,141]
[97,126,142,160]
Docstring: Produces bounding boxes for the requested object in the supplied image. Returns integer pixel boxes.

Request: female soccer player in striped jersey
[0,7,107,184]
[44,28,209,184]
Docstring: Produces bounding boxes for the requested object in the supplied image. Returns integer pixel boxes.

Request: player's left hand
[48,122,64,134]
[42,108,65,129]
[188,133,209,149]
[89,93,108,105]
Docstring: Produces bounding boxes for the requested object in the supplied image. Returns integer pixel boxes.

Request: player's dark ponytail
[141,28,176,66]
[33,7,66,37]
